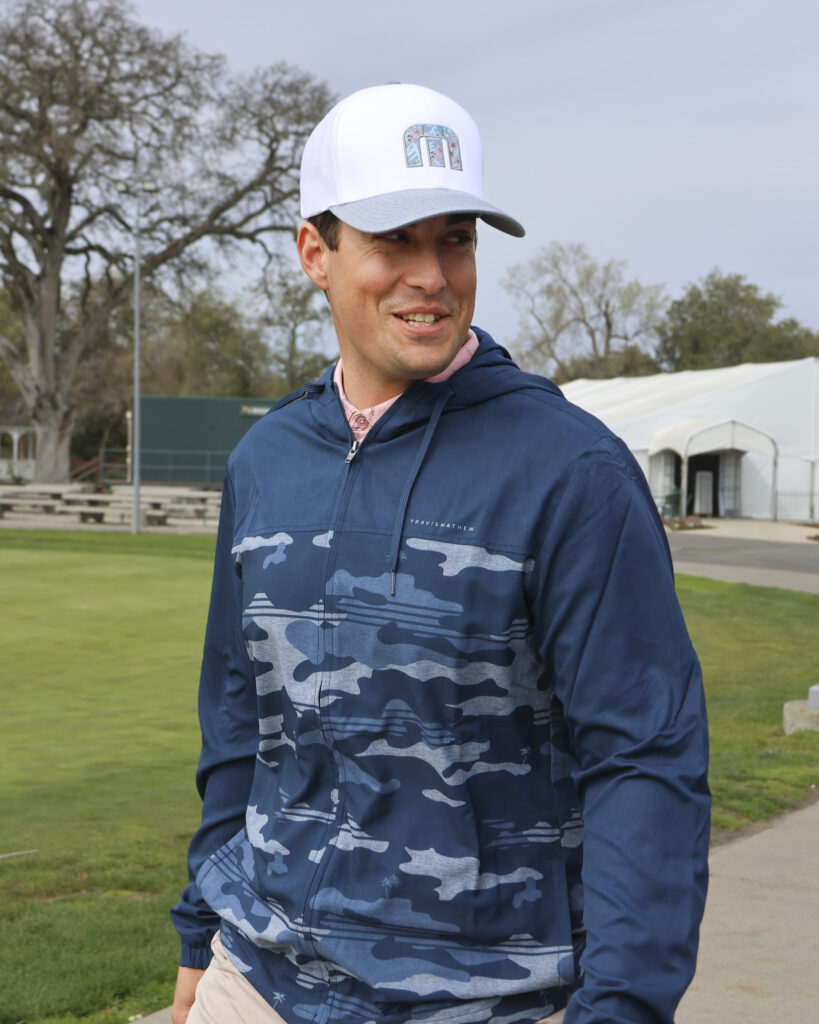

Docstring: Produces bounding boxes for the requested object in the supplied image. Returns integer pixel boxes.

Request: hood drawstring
[387,387,453,596]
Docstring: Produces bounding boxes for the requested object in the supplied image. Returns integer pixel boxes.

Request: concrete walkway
[139,1007,172,1023]
[681,517,818,544]
[677,797,819,1022]
[673,559,819,594]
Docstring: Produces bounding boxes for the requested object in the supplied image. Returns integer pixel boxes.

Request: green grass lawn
[676,574,819,834]
[0,530,816,1023]
[0,531,214,1024]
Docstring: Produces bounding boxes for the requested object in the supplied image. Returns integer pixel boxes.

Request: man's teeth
[399,312,441,323]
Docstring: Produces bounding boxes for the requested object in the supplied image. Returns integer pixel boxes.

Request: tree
[503,242,665,382]
[0,288,23,408]
[141,290,275,399]
[259,260,335,394]
[558,344,660,382]
[68,285,279,462]
[0,359,19,410]
[67,301,132,462]
[0,0,334,480]
[656,269,819,371]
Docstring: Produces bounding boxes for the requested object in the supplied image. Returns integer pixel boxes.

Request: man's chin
[400,351,461,383]
[389,329,467,375]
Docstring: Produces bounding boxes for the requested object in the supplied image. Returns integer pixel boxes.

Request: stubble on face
[321,216,477,408]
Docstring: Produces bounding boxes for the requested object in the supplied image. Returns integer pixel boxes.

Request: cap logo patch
[404,124,463,171]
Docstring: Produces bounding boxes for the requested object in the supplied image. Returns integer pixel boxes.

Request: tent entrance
[688,453,719,516]
[685,451,741,517]
[648,418,778,520]
[650,449,742,518]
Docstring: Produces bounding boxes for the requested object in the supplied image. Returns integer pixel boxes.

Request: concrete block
[809,685,819,708]
[783,700,819,735]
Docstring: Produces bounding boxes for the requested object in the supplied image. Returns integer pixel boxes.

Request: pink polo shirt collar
[334,330,479,441]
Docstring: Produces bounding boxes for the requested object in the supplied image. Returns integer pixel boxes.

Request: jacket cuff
[180,938,216,970]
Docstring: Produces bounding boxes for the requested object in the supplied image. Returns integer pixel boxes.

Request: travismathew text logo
[409,517,475,532]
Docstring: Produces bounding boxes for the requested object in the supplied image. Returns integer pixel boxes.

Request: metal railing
[98,449,129,485]
[652,488,818,523]
[775,492,818,523]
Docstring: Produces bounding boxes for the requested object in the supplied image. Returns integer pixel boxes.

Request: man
[171,83,710,1024]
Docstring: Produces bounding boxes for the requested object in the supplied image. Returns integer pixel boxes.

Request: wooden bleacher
[0,483,221,529]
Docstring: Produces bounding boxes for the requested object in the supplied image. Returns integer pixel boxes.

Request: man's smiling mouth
[397,312,444,324]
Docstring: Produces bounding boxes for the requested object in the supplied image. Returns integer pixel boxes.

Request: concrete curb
[673,559,819,595]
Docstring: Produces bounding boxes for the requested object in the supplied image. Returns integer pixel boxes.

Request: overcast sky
[135,0,819,345]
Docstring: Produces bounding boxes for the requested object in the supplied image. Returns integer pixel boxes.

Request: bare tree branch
[503,242,665,382]
[0,0,334,479]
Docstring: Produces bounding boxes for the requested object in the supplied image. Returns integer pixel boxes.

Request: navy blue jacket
[171,329,709,1024]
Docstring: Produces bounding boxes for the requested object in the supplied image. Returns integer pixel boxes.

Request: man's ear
[297,222,330,291]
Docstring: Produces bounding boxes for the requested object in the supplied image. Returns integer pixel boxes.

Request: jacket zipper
[301,429,363,954]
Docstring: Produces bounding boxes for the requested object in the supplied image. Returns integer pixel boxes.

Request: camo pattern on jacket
[196,525,582,1023]
[177,330,709,1024]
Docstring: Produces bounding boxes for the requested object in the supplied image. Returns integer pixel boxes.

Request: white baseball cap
[300,83,525,237]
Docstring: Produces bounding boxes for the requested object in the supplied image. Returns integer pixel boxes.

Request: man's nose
[404,245,447,294]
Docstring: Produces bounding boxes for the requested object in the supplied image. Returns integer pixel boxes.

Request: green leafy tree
[0,0,333,480]
[503,242,665,382]
[70,286,279,461]
[143,291,274,399]
[656,269,819,371]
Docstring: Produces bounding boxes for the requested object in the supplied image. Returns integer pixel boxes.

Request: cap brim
[328,188,525,238]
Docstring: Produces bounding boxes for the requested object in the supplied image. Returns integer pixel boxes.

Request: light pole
[116,180,157,534]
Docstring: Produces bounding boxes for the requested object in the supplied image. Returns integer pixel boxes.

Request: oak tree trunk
[32,398,74,482]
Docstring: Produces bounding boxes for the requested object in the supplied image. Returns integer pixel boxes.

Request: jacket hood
[444,326,562,409]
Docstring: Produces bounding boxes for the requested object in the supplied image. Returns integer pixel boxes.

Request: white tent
[561,357,819,521]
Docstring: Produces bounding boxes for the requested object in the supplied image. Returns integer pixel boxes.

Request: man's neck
[333,331,480,444]
[336,330,479,410]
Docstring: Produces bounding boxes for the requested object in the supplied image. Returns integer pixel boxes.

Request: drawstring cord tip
[390,571,396,596]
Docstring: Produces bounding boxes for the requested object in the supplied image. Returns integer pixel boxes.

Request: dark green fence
[135,396,275,485]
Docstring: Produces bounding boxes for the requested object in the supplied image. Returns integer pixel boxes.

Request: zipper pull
[345,440,360,464]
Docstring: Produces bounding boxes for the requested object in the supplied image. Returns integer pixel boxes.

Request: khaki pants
[187,932,287,1024]
[188,931,566,1024]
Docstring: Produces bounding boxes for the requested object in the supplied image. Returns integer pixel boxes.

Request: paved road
[667,533,819,574]
[667,533,819,594]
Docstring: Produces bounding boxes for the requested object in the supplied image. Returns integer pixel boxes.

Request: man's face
[298,214,477,407]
